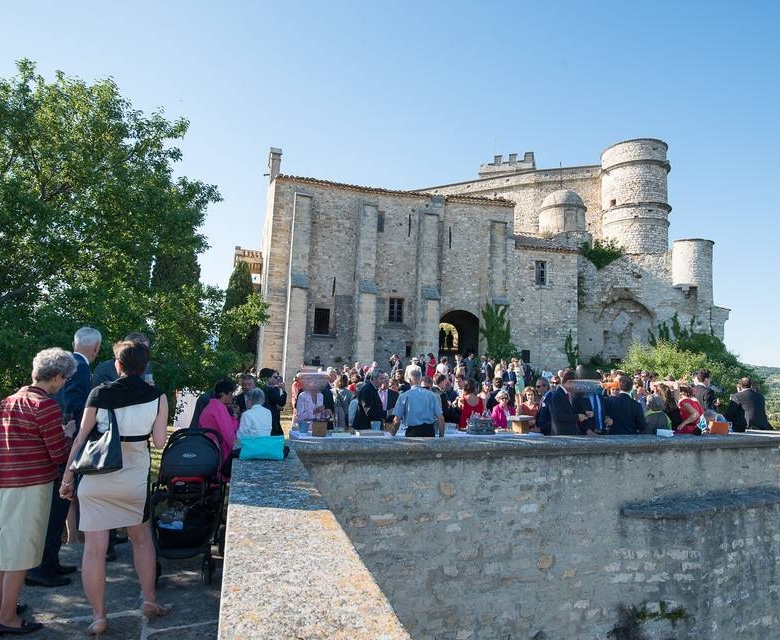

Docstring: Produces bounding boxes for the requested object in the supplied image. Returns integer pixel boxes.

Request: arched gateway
[439,310,480,358]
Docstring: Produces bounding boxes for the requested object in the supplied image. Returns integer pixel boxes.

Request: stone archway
[597,298,654,361]
[439,310,480,358]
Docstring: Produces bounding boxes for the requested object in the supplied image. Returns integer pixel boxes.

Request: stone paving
[16,538,221,639]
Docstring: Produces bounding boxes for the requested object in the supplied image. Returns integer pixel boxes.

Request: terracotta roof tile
[276,175,514,207]
[512,235,580,253]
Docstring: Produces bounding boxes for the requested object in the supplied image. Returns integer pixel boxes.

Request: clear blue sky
[3,1,779,366]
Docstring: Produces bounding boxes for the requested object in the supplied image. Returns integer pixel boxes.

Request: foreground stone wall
[287,435,780,639]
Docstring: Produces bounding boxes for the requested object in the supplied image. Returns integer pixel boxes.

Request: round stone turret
[538,189,587,235]
[672,238,714,306]
[600,138,671,254]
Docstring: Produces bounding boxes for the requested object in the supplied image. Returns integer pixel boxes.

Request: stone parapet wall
[289,434,780,639]
[218,446,411,640]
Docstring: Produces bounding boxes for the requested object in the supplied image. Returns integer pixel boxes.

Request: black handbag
[70,408,123,475]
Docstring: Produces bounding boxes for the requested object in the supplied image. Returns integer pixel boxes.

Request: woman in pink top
[198,379,239,467]
[490,391,515,429]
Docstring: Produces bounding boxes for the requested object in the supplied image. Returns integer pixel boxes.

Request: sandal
[0,619,44,635]
[85,618,107,636]
[140,602,171,619]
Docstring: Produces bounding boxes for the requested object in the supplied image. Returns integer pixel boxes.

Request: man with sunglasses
[258,368,287,436]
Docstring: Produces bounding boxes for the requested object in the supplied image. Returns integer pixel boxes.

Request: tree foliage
[625,312,761,399]
[0,60,264,401]
[219,262,256,360]
[479,302,518,360]
[581,238,623,269]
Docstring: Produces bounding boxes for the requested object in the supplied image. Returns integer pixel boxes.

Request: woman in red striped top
[0,348,76,635]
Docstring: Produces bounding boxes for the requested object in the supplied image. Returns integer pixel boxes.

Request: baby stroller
[150,428,227,584]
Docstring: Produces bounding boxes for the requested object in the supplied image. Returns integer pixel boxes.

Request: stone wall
[289,435,780,639]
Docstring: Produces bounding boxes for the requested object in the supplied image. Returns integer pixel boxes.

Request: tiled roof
[512,235,580,253]
[276,175,514,207]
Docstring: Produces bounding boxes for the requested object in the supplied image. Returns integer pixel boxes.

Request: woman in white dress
[60,341,169,636]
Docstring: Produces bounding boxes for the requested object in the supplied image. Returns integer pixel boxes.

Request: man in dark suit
[235,373,256,415]
[604,376,647,435]
[692,369,716,411]
[92,331,152,388]
[486,377,504,412]
[724,377,772,431]
[258,368,287,436]
[378,374,399,427]
[352,369,386,430]
[28,326,101,588]
[549,370,588,436]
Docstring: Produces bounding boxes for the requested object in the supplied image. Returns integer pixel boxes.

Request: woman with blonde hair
[517,385,540,428]
[60,341,170,636]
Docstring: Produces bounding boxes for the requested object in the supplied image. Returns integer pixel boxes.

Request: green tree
[0,60,262,400]
[479,302,518,360]
[564,329,579,368]
[220,261,266,369]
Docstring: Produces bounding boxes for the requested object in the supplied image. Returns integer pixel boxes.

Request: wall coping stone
[291,431,780,465]
[621,487,780,520]
[218,450,411,639]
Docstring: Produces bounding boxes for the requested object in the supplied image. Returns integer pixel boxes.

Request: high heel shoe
[86,617,107,636]
[140,601,171,619]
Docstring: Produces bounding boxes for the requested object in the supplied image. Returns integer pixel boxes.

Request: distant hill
[753,365,780,379]
[751,366,780,426]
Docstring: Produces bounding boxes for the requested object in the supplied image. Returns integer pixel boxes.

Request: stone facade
[221,435,780,639]
[257,139,729,379]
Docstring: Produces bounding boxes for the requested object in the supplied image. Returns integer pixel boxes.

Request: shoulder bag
[70,408,123,475]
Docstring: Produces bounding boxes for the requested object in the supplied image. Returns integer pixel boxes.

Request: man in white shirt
[237,388,273,440]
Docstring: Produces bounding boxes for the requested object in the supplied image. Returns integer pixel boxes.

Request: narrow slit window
[313,308,330,335]
[534,261,548,286]
[388,298,404,323]
[377,211,385,233]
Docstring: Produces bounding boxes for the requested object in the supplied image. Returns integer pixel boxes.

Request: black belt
[120,434,149,442]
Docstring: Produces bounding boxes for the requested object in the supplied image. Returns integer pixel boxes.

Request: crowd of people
[1,336,774,635]
[275,356,773,439]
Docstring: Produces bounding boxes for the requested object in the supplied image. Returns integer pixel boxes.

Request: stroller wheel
[201,554,214,585]
[218,524,226,556]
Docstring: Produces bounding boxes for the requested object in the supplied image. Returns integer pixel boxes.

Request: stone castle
[257,138,728,379]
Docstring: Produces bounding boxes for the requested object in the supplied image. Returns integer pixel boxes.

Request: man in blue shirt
[390,368,444,437]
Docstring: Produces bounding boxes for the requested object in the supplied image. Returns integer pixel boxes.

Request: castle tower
[600,139,671,254]
[672,238,714,306]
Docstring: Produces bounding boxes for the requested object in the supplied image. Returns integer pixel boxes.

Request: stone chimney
[268,147,282,182]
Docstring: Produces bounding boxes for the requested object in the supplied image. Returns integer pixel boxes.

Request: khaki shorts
[0,482,53,571]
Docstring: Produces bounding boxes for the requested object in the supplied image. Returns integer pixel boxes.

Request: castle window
[388,298,404,323]
[377,211,385,233]
[534,261,548,286]
[610,199,616,207]
[313,307,330,335]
